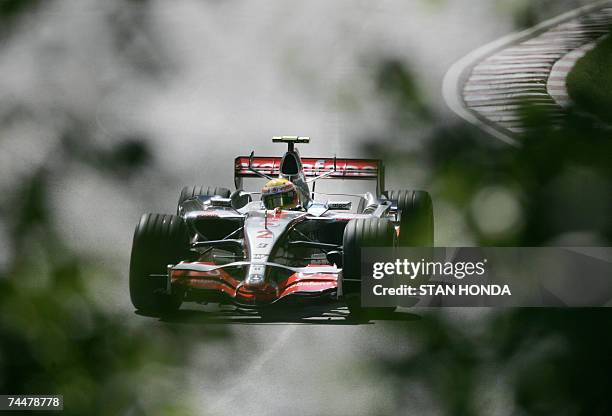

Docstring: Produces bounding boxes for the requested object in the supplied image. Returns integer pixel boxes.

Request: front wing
[170,262,338,306]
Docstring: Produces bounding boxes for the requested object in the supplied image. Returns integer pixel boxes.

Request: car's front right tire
[129,213,188,315]
[342,218,396,321]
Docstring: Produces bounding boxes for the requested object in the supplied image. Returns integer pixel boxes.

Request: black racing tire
[384,190,434,247]
[177,185,231,214]
[342,218,396,320]
[129,213,188,315]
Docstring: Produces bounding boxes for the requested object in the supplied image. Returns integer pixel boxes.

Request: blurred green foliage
[496,0,589,29]
[377,59,433,126]
[383,309,612,416]
[0,130,232,414]
[0,0,39,18]
[567,33,612,124]
[369,48,612,416]
[0,6,229,415]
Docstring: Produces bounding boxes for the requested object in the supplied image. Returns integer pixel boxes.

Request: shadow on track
[136,303,421,325]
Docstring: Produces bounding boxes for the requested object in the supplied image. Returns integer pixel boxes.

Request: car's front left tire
[129,213,188,315]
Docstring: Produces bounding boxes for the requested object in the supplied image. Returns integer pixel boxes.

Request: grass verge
[566,34,612,124]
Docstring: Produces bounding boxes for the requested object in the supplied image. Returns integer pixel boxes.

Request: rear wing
[234,156,384,193]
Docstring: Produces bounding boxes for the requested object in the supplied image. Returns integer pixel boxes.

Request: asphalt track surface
[162,303,424,416]
[1,1,597,415]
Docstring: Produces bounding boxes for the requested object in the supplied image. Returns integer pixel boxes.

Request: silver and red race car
[129,136,433,318]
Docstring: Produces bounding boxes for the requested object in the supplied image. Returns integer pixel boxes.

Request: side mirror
[210,197,233,208]
[230,190,252,209]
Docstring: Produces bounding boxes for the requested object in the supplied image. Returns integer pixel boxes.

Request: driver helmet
[261,178,299,210]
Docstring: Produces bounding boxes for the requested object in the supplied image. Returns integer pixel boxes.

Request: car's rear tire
[384,190,434,247]
[342,218,396,320]
[129,213,188,315]
[177,185,231,214]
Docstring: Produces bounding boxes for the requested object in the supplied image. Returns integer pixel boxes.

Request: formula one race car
[129,136,433,318]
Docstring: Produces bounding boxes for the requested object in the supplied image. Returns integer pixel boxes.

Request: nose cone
[244,274,266,288]
[236,285,276,305]
[236,275,277,305]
